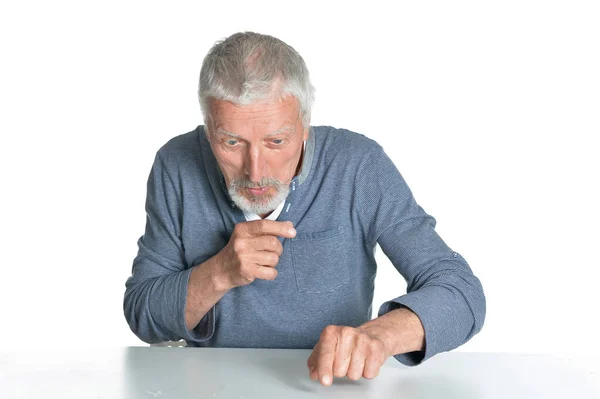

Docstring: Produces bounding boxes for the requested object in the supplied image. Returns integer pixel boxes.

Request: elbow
[423,265,487,343]
[462,274,486,341]
[473,277,486,335]
[123,286,165,344]
[446,257,487,341]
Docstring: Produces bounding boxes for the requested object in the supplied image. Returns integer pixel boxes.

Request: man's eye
[272,139,284,145]
[225,140,238,146]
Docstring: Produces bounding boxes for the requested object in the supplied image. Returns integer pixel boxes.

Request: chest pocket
[289,226,350,293]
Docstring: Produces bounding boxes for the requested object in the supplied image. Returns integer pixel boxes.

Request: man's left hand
[306,325,391,386]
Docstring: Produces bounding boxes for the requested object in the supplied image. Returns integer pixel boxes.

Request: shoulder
[312,125,384,165]
[313,125,380,149]
[155,126,205,168]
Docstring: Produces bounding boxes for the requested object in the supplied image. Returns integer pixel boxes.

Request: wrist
[359,307,425,356]
[185,255,231,330]
[205,254,233,293]
[359,322,399,358]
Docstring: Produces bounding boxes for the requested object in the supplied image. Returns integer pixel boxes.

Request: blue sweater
[124,125,486,366]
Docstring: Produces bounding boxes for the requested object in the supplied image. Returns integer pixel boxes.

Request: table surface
[1,348,599,398]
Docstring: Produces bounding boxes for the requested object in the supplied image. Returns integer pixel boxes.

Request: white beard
[228,177,290,215]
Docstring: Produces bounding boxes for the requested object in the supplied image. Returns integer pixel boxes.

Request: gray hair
[198,31,315,130]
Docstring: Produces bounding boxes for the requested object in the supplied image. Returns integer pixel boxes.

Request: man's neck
[259,211,273,219]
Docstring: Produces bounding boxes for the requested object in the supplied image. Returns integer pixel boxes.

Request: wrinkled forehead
[207,95,302,128]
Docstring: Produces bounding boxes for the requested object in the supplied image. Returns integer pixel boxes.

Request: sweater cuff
[178,268,216,343]
[378,286,446,366]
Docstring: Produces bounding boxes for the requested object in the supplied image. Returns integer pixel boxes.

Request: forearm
[375,226,486,364]
[359,307,425,356]
[185,255,230,330]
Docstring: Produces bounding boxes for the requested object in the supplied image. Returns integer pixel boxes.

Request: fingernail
[322,375,332,386]
[289,228,296,236]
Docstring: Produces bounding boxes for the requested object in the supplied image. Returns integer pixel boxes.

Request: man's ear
[303,127,309,141]
[204,114,213,139]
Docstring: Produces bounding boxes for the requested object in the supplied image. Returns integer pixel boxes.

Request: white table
[1,348,598,398]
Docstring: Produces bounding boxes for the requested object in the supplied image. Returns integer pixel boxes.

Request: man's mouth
[246,186,270,195]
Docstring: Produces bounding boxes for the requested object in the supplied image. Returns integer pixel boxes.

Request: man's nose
[244,146,267,184]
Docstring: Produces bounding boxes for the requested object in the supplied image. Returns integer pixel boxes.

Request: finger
[307,352,318,380]
[246,250,280,267]
[332,327,354,378]
[363,339,386,379]
[251,264,278,281]
[347,348,367,381]
[316,328,338,386]
[248,235,284,256]
[239,220,296,239]
[363,354,383,380]
[307,349,315,370]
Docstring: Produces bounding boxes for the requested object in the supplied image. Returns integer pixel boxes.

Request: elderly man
[124,31,486,386]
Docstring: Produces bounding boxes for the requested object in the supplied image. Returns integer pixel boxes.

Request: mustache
[230,177,284,189]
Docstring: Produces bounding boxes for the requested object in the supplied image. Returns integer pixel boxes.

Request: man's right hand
[214,220,297,290]
[185,220,296,330]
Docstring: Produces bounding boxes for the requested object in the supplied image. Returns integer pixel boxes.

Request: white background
[0,1,598,354]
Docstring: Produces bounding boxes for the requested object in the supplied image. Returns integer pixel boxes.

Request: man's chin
[243,199,272,208]
[236,199,278,215]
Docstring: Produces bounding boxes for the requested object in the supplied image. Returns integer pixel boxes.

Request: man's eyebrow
[265,126,296,137]
[214,126,296,139]
[213,129,242,139]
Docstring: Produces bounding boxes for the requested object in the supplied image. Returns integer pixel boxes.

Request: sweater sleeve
[356,145,486,366]
[123,152,215,344]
